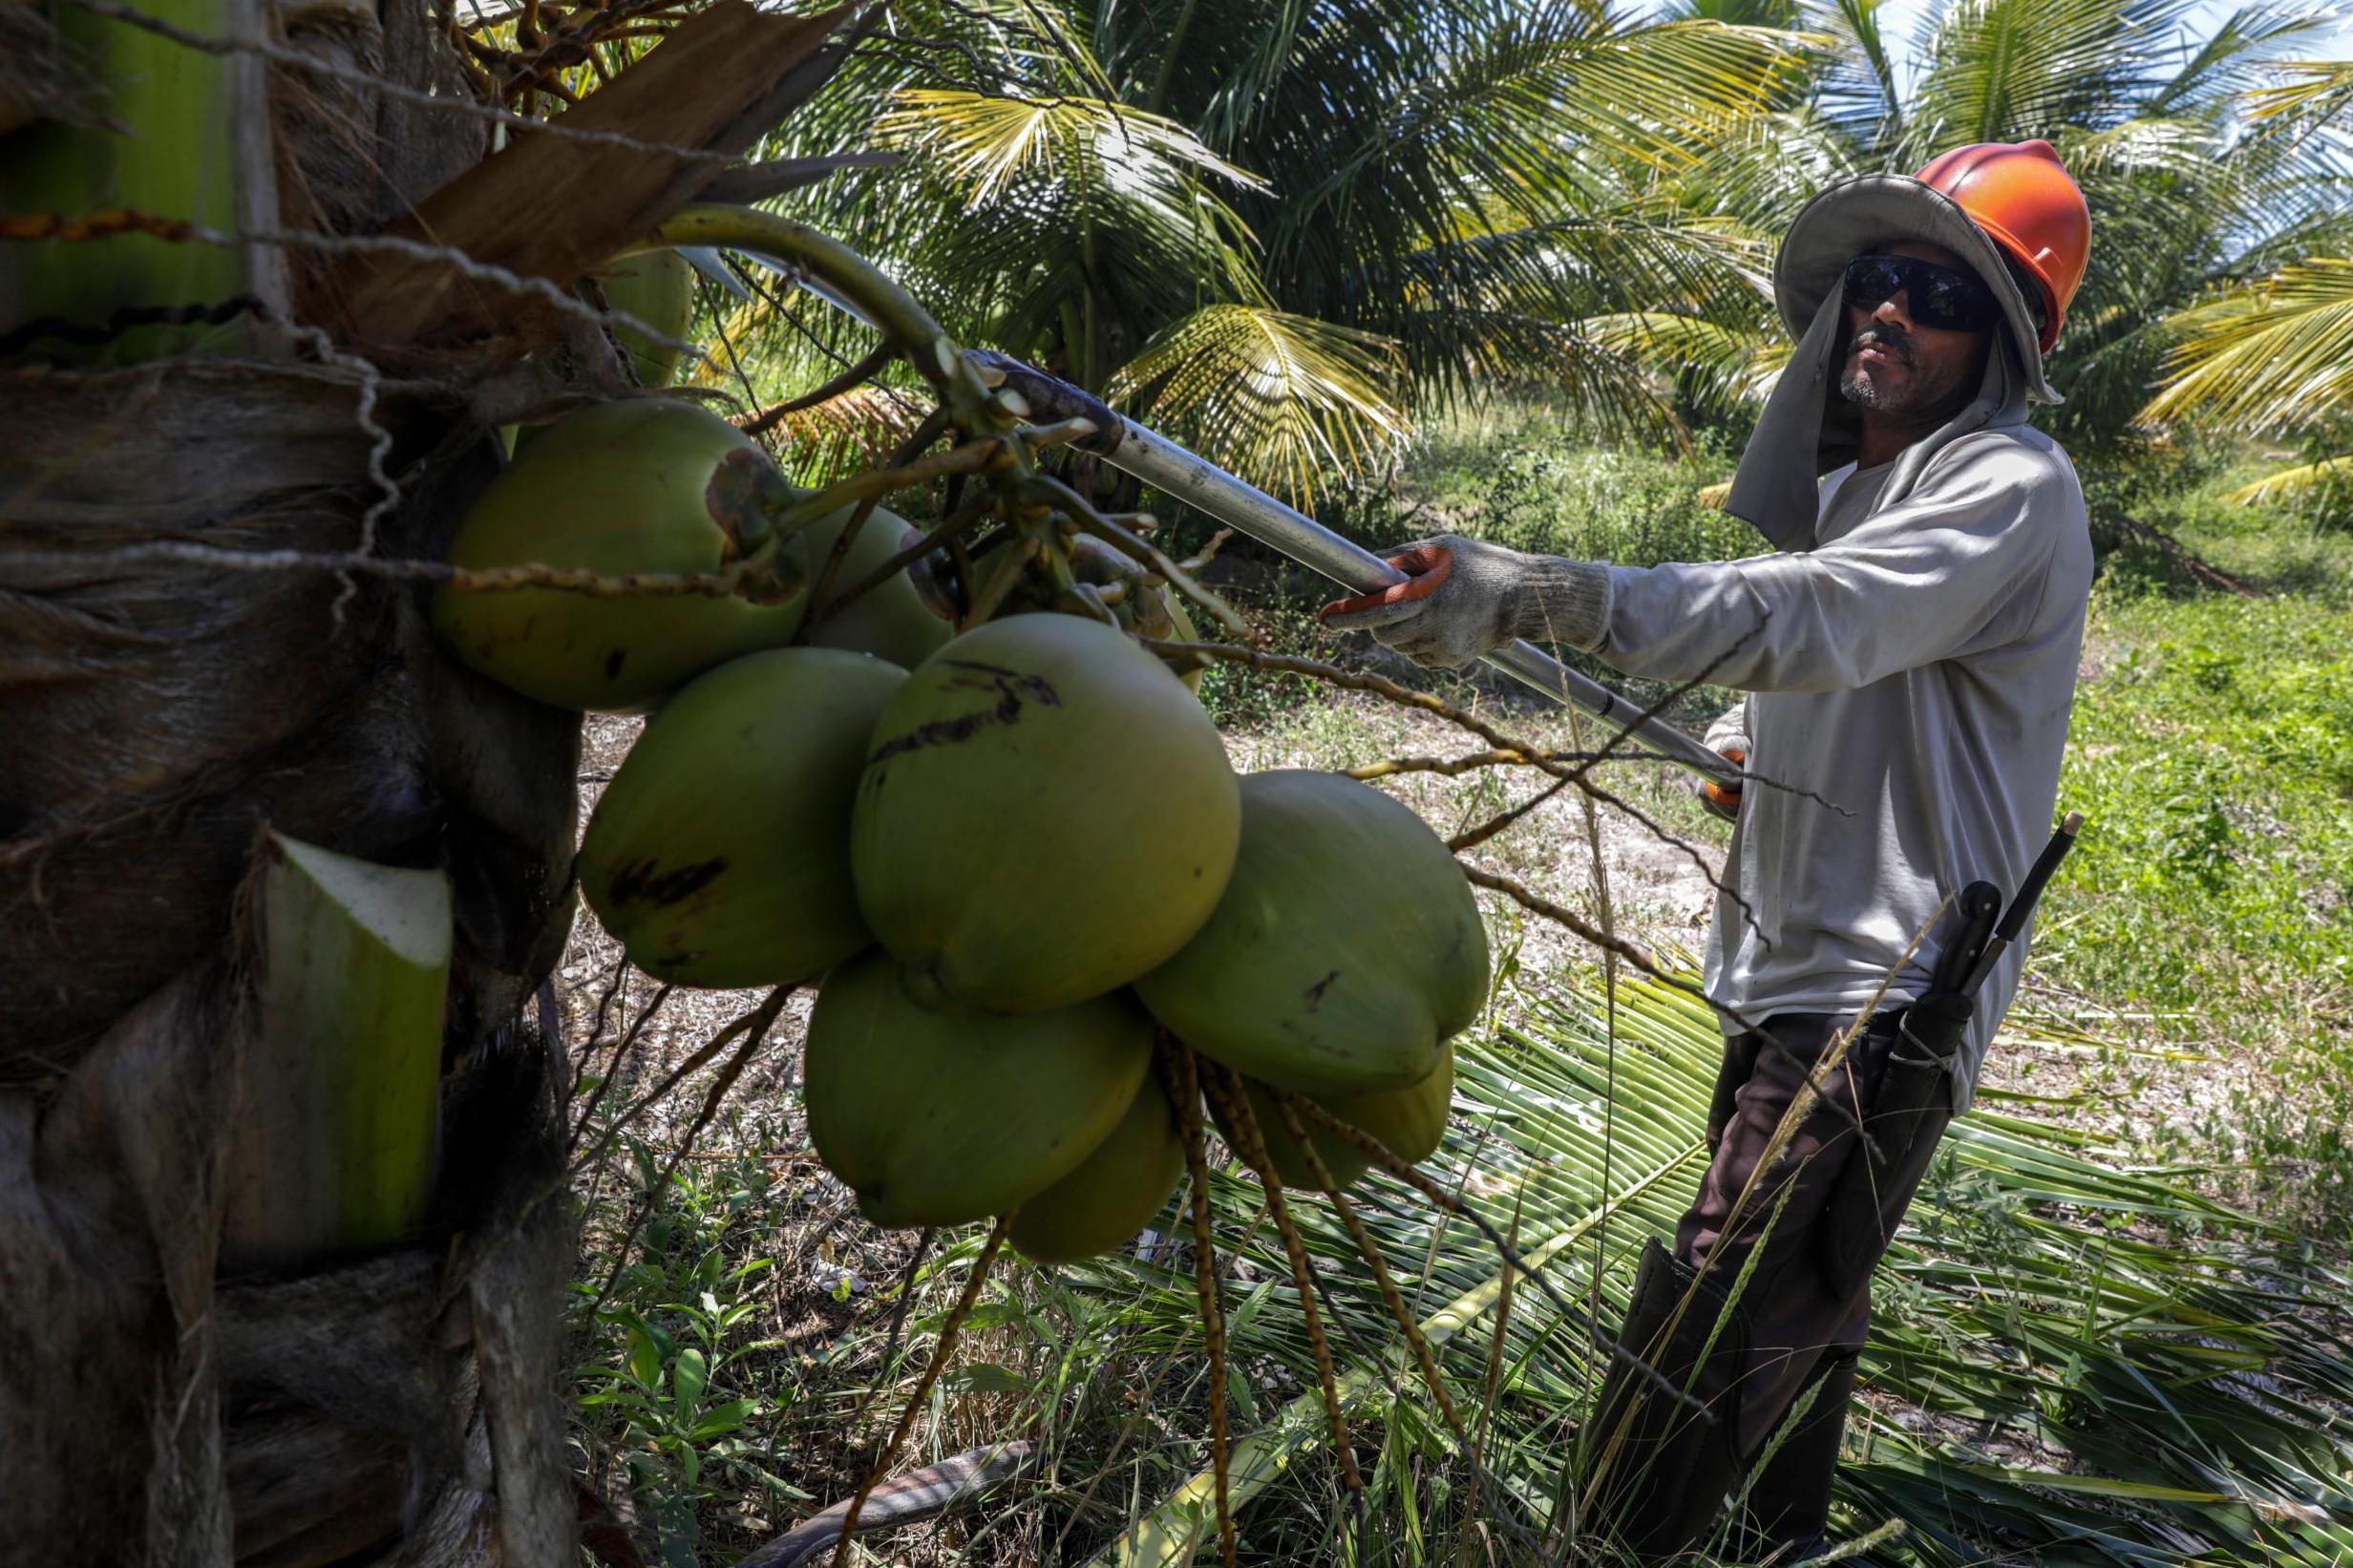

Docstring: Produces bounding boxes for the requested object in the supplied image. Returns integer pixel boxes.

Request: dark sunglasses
[1842,253,2001,332]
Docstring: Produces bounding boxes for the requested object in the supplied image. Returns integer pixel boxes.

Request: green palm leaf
[2140,257,2353,433]
[878,89,1265,208]
[1108,305,1410,508]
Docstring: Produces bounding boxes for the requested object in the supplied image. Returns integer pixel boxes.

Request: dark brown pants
[1672,1008,1927,1460]
[1579,1006,1961,1561]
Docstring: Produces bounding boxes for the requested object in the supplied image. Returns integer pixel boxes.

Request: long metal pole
[727,255,1741,786]
[1107,422,1740,785]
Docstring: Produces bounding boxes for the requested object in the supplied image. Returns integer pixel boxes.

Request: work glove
[1318,534,1611,670]
[1685,702,1749,822]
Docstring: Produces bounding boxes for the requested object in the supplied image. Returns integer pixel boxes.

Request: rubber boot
[1740,1349,1857,1561]
[1576,1239,1752,1560]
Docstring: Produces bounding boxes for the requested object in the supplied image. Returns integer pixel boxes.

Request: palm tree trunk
[1,5,583,1561]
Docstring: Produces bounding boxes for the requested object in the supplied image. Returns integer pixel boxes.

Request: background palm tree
[1626,0,2353,456]
[2139,57,2353,519]
[735,0,1806,502]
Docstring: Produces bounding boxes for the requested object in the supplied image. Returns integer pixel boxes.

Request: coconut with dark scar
[850,613,1241,1013]
[579,647,904,987]
[1133,769,1489,1096]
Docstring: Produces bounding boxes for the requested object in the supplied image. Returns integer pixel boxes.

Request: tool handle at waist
[1959,812,2084,997]
[1995,810,2083,947]
[1930,881,2003,996]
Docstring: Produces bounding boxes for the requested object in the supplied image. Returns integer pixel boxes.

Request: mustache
[1850,328,1913,365]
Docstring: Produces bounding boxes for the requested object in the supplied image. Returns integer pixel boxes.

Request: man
[1323,141,2094,1560]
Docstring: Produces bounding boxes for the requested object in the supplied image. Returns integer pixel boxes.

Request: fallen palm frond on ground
[1078,966,2353,1564]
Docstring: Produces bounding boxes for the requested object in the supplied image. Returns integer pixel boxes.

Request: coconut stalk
[222,830,451,1269]
[0,0,286,358]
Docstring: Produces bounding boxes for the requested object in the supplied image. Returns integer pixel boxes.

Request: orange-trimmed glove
[1319,534,1610,670]
[1684,704,1749,821]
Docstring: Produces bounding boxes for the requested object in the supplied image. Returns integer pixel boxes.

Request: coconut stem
[584,990,788,1322]
[824,486,994,624]
[563,980,675,1155]
[1025,472,1249,638]
[743,343,901,435]
[647,205,1005,439]
[1453,863,1685,1008]
[1137,639,1588,784]
[829,1214,1012,1568]
[774,431,1017,529]
[851,1228,937,1424]
[795,408,950,631]
[1199,1062,1364,1499]
[1271,1097,1472,1451]
[1161,1037,1235,1568]
[962,536,1043,628]
[1345,747,1598,781]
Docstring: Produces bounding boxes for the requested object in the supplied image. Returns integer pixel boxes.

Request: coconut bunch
[432,386,1488,1266]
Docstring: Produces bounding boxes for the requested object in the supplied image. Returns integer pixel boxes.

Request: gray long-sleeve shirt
[1591,426,2093,1110]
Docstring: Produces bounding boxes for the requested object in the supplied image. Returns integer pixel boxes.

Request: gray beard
[1838,363,1895,409]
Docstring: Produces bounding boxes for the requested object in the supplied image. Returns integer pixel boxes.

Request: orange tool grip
[1317,545,1454,622]
[1702,747,1746,812]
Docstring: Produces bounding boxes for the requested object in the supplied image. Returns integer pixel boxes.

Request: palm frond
[2140,256,2353,434]
[1108,304,1411,506]
[1908,0,2196,155]
[1099,960,2353,1563]
[2143,1,2343,118]
[2225,451,2353,505]
[1806,0,1911,152]
[877,88,1264,208]
[2243,57,2353,126]
[756,383,927,483]
[1585,308,1794,410]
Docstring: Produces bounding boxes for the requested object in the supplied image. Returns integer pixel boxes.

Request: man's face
[1838,239,1994,419]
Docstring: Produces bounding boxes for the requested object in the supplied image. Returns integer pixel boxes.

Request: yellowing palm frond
[2140,257,2353,433]
[1109,306,1410,509]
[2226,451,2353,505]
[2244,57,2353,121]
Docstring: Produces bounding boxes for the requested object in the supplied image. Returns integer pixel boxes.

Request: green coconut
[788,503,955,669]
[1009,1065,1186,1264]
[804,952,1154,1228]
[1134,770,1489,1095]
[577,647,903,988]
[851,613,1240,1013]
[1210,1045,1455,1193]
[600,247,696,388]
[433,399,807,711]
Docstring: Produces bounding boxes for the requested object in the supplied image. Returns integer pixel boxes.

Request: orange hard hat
[1911,139,2089,351]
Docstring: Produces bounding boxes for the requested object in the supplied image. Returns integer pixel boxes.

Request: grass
[2039,452,2353,1223]
[559,413,2353,1565]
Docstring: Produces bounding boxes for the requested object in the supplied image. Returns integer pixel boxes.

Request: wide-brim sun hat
[1773,171,2065,406]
